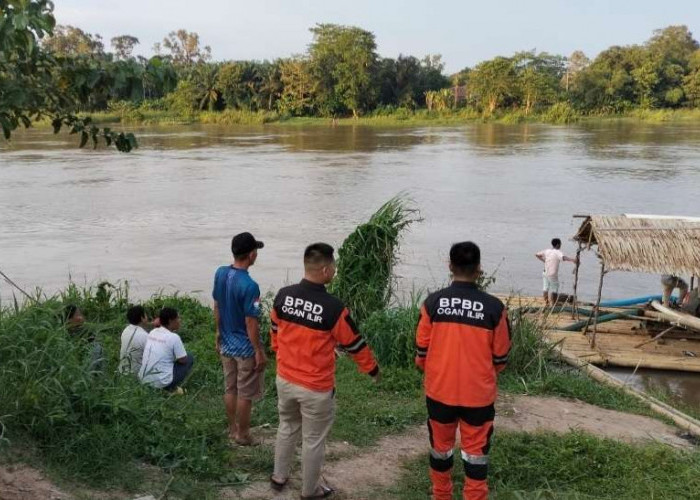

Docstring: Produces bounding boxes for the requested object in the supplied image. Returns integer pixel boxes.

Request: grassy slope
[0,284,695,498]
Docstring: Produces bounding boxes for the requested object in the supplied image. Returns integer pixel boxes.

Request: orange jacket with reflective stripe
[415,281,511,407]
[271,279,379,392]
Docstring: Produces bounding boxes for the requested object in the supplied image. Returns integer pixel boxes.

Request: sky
[54,0,700,73]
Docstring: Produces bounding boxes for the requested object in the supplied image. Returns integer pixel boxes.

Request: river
[3,121,700,408]
[2,121,699,302]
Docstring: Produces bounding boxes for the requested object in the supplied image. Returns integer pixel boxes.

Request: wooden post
[571,243,583,320]
[591,262,606,348]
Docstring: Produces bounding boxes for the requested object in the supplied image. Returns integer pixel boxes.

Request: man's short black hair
[450,241,481,276]
[127,305,145,325]
[64,304,79,322]
[304,243,335,267]
[159,307,179,327]
[551,238,562,248]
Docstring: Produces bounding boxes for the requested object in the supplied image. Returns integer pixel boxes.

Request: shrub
[0,284,229,483]
[541,102,581,124]
[329,196,420,324]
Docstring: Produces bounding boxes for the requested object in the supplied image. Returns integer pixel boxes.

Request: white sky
[54,0,700,73]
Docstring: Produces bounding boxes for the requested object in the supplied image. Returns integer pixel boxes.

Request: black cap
[231,232,264,256]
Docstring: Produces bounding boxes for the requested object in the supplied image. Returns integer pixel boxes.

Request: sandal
[270,475,287,492]
[300,485,335,499]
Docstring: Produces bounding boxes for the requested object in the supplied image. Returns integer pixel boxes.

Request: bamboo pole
[634,326,677,349]
[571,244,583,320]
[554,346,700,438]
[590,262,606,348]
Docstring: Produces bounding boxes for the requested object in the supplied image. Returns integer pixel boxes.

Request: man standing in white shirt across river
[139,307,194,393]
[535,238,578,306]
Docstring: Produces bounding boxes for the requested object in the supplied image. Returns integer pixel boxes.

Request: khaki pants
[273,376,335,497]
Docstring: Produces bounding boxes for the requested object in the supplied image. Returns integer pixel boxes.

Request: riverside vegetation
[4,0,700,151]
[1,197,699,499]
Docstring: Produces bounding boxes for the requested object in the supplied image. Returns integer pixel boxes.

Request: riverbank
[31,107,700,131]
[0,283,698,499]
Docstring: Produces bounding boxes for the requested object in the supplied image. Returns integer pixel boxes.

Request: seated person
[119,305,150,376]
[139,307,194,392]
[64,304,86,336]
[64,304,105,373]
[661,275,689,307]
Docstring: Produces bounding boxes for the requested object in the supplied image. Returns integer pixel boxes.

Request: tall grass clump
[0,283,230,485]
[541,102,581,124]
[361,297,421,369]
[329,196,420,324]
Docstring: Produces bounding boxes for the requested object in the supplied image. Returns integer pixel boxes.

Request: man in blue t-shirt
[213,232,266,445]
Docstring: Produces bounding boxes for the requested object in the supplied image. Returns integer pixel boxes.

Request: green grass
[329,196,420,325]
[0,282,427,496]
[0,282,694,498]
[379,431,700,500]
[28,105,700,131]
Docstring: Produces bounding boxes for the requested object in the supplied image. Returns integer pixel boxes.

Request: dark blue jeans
[165,353,194,391]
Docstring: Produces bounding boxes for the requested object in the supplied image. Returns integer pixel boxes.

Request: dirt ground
[2,395,692,500]
[0,464,67,500]
[226,394,693,500]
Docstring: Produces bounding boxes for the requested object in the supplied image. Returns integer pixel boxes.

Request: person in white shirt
[139,307,194,392]
[535,238,578,306]
[119,305,150,376]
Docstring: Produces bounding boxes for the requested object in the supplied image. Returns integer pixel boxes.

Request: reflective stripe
[416,346,428,357]
[461,451,488,464]
[343,337,367,353]
[492,355,508,364]
[430,448,454,460]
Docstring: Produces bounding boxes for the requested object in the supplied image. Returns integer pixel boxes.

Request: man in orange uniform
[270,243,380,499]
[415,241,511,500]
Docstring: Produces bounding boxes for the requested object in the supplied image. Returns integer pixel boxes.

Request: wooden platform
[509,295,700,373]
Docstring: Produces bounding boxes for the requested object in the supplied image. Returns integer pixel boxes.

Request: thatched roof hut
[574,214,700,276]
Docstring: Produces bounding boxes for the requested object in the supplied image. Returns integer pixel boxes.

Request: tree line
[3,0,700,152]
[36,22,700,118]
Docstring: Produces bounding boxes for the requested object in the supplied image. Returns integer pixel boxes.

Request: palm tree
[192,63,220,111]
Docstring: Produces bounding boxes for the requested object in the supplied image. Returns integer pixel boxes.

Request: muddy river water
[2,121,700,407]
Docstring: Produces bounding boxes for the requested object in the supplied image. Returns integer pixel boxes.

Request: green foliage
[199,109,280,125]
[362,300,421,369]
[541,102,581,124]
[0,1,136,151]
[0,282,431,492]
[329,196,420,324]
[469,56,519,114]
[278,56,316,116]
[308,23,379,117]
[6,7,700,141]
[0,284,228,483]
[571,26,700,112]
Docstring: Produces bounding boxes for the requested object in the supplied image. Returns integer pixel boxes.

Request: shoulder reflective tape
[461,451,488,464]
[271,322,278,332]
[430,448,454,460]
